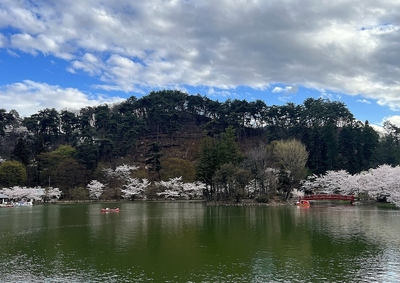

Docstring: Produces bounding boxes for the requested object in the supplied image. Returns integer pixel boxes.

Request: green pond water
[0,202,400,282]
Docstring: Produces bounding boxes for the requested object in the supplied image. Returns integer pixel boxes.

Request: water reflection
[1,203,400,282]
[256,204,400,283]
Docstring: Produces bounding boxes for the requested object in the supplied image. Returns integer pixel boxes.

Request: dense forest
[1,89,400,201]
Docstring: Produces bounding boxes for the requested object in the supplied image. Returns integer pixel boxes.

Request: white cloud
[69,53,104,76]
[383,115,400,127]
[206,87,235,98]
[0,0,400,108]
[0,80,124,116]
[357,99,372,104]
[272,86,298,94]
[0,34,6,47]
[371,115,400,135]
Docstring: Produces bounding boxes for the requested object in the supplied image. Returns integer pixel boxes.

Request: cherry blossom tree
[103,164,139,180]
[300,164,400,206]
[121,178,150,200]
[181,181,206,199]
[303,170,352,194]
[102,164,139,198]
[1,186,61,202]
[156,177,184,199]
[87,180,105,200]
[44,187,62,201]
[156,177,205,200]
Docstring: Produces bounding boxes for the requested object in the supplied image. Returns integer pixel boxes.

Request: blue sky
[1,0,400,132]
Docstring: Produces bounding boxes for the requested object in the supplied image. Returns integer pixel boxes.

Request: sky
[0,0,400,131]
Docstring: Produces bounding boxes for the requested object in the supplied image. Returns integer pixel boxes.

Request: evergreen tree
[145,142,163,180]
[196,126,242,200]
[12,138,30,166]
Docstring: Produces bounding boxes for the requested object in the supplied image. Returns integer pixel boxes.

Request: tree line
[0,89,399,201]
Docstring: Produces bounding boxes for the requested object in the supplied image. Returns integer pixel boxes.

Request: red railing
[302,194,354,202]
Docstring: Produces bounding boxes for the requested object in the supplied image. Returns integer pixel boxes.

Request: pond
[0,202,399,282]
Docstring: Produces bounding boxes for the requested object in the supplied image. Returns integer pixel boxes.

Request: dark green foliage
[75,143,99,171]
[338,124,363,174]
[145,142,163,180]
[196,126,242,185]
[196,126,244,200]
[213,162,252,201]
[55,158,89,198]
[376,121,400,165]
[195,137,218,186]
[0,109,15,137]
[60,110,79,144]
[0,160,27,187]
[12,138,30,166]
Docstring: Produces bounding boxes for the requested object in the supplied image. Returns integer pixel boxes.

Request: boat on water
[0,204,13,208]
[13,200,33,206]
[296,200,310,207]
[101,207,120,213]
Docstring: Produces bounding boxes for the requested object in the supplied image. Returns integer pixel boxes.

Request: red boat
[296,200,310,207]
[101,207,120,213]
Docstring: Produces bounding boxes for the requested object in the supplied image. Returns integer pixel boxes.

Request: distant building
[0,193,10,205]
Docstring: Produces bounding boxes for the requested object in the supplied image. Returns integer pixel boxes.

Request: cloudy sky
[1,0,400,128]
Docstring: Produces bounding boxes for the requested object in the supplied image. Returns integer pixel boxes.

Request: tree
[87,180,105,200]
[195,136,218,191]
[361,121,379,170]
[196,126,243,200]
[2,186,61,202]
[217,126,243,165]
[121,178,150,200]
[233,167,252,201]
[101,164,139,199]
[0,160,27,187]
[272,139,309,199]
[75,142,99,171]
[54,158,89,199]
[136,90,188,137]
[0,109,15,137]
[36,145,77,188]
[12,138,30,166]
[156,177,205,200]
[213,163,237,200]
[60,110,79,144]
[322,121,339,170]
[300,165,400,207]
[376,121,400,166]
[244,143,273,196]
[145,142,162,180]
[212,163,252,202]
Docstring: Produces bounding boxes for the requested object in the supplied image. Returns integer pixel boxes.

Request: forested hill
[0,89,399,197]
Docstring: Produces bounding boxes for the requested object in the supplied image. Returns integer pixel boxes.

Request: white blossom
[121,178,150,199]
[0,186,61,201]
[300,165,400,206]
[103,164,138,180]
[87,180,105,200]
[45,187,62,200]
[156,177,205,200]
